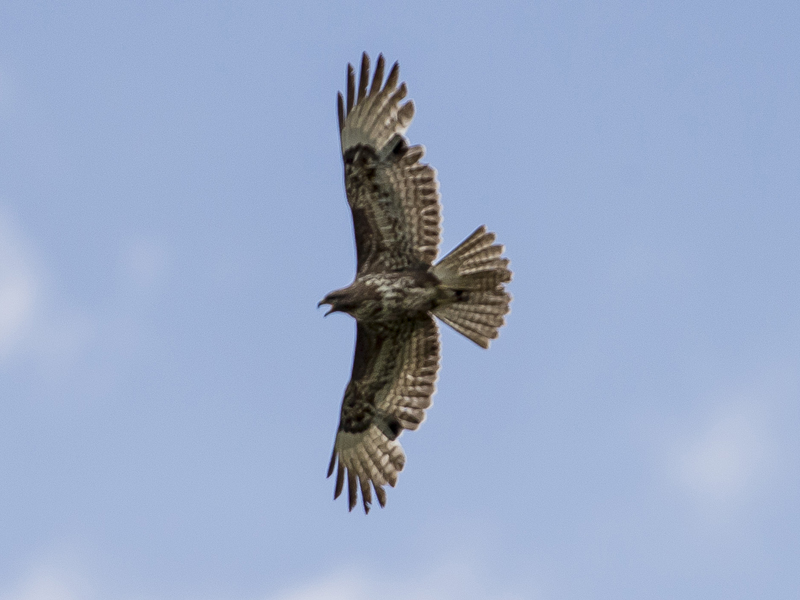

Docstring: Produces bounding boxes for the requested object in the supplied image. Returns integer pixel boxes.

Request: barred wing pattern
[339,53,442,273]
[327,317,439,513]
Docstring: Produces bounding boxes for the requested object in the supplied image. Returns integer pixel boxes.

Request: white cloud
[268,571,368,600]
[665,364,800,514]
[0,211,41,358]
[674,411,764,500]
[266,558,527,600]
[0,209,173,380]
[0,555,528,600]
[0,562,92,600]
[0,208,93,372]
[667,395,776,513]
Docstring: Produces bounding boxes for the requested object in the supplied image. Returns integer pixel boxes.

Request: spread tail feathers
[432,226,512,348]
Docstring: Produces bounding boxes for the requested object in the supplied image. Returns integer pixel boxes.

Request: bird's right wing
[327,316,439,513]
[339,53,442,274]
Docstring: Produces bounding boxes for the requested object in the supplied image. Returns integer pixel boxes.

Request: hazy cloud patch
[0,210,41,359]
[0,208,95,374]
[0,554,528,600]
[267,557,528,600]
[0,559,92,600]
[672,408,767,503]
[268,571,368,600]
[664,369,794,513]
[0,209,170,388]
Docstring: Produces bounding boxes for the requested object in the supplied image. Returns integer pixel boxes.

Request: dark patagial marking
[343,144,378,168]
[385,416,402,440]
[389,135,408,159]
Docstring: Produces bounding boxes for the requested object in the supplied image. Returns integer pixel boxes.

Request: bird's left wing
[338,53,442,274]
[327,316,439,513]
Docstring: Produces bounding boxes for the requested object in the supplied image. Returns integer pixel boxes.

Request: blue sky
[1,1,799,599]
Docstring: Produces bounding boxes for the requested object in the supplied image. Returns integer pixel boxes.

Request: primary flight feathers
[338,54,415,154]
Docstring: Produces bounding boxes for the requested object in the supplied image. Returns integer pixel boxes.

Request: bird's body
[325,270,441,321]
[320,53,512,513]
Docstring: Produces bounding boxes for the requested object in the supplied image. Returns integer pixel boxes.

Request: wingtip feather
[337,92,345,133]
[327,449,336,478]
[358,53,369,102]
[386,61,400,90]
[334,461,345,498]
[370,54,385,95]
[346,64,355,115]
[347,470,357,511]
[375,485,387,508]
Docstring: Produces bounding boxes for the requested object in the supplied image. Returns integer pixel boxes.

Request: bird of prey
[319,53,512,513]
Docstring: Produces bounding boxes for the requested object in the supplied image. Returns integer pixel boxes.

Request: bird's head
[318,287,356,317]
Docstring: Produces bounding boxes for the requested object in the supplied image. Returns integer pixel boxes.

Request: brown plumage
[319,53,512,513]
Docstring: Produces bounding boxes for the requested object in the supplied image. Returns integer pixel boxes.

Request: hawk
[319,53,512,513]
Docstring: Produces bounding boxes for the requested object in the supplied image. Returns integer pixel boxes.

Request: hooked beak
[317,298,335,317]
